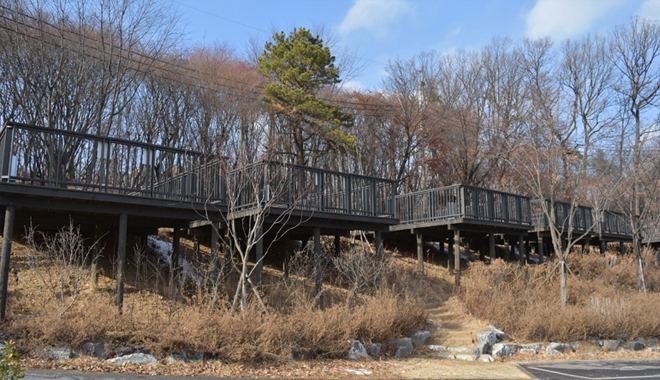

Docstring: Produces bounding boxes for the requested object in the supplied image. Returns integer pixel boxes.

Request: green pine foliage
[258,28,355,163]
[0,342,24,380]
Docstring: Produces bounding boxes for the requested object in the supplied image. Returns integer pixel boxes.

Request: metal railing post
[0,126,13,182]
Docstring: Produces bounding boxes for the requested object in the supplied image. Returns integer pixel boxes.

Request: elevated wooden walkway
[0,122,397,315]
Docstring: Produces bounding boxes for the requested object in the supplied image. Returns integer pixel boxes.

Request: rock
[411,331,431,346]
[647,337,659,347]
[427,344,447,351]
[43,347,77,360]
[455,354,477,361]
[347,340,369,360]
[437,353,456,359]
[523,342,546,350]
[113,346,137,357]
[476,331,498,346]
[627,340,645,351]
[519,348,538,355]
[546,342,572,355]
[392,338,413,358]
[166,353,190,363]
[491,343,520,358]
[83,340,109,359]
[488,325,511,341]
[109,353,159,364]
[474,341,490,355]
[479,354,496,362]
[570,341,581,352]
[646,347,660,352]
[368,343,381,357]
[447,346,473,353]
[599,339,623,352]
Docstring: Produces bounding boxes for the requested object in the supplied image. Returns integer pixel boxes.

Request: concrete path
[518,359,660,380]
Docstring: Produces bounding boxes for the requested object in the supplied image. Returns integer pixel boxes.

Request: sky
[170,0,660,91]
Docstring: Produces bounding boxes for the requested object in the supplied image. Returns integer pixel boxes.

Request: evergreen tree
[258,28,354,166]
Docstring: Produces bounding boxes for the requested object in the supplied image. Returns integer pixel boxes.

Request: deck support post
[599,240,606,255]
[255,222,264,287]
[170,227,181,295]
[448,236,454,272]
[506,239,512,261]
[416,233,424,274]
[489,234,496,262]
[91,224,104,289]
[454,229,461,288]
[334,235,341,257]
[375,231,383,285]
[518,235,526,265]
[479,237,485,262]
[209,221,219,288]
[0,205,15,320]
[116,213,127,314]
[584,240,591,255]
[314,227,323,310]
[620,241,625,255]
[537,234,544,263]
[283,234,291,280]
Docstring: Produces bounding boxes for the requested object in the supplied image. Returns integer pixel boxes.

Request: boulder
[392,338,413,358]
[411,331,432,345]
[476,331,498,346]
[43,347,77,360]
[646,347,660,352]
[427,344,447,351]
[491,343,520,358]
[488,325,511,341]
[166,353,190,363]
[437,353,455,359]
[647,337,659,347]
[347,340,369,360]
[109,353,159,364]
[474,341,490,355]
[546,342,572,355]
[599,339,623,352]
[368,343,382,357]
[627,340,645,351]
[83,340,109,359]
[455,354,477,361]
[479,354,496,362]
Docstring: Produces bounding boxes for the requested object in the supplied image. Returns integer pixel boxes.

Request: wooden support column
[314,227,323,310]
[375,231,383,285]
[454,229,461,287]
[505,239,512,261]
[209,221,219,288]
[479,237,486,262]
[537,234,544,263]
[334,235,341,257]
[518,235,526,265]
[116,213,127,313]
[599,240,606,255]
[584,240,591,255]
[255,222,264,286]
[489,234,496,262]
[416,233,424,274]
[0,206,15,320]
[620,241,625,255]
[170,227,181,291]
[283,234,291,280]
[448,236,455,272]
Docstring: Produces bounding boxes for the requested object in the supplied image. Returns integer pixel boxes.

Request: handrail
[395,184,532,226]
[530,199,633,236]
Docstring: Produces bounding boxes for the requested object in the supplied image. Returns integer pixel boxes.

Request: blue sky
[170,0,660,91]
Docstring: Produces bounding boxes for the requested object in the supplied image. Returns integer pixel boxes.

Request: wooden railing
[531,200,632,236]
[0,122,225,203]
[230,161,396,218]
[395,184,532,226]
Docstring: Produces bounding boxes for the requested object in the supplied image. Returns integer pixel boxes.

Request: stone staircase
[423,301,495,362]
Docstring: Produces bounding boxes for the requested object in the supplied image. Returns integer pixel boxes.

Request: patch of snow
[147,236,201,284]
[341,369,372,375]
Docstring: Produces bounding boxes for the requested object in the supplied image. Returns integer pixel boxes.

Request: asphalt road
[518,359,660,380]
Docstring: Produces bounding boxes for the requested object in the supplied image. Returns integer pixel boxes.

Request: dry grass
[3,233,433,362]
[459,252,660,342]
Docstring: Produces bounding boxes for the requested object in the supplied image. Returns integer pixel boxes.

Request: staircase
[424,301,491,351]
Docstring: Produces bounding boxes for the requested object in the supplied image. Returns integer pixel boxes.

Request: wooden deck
[0,122,397,314]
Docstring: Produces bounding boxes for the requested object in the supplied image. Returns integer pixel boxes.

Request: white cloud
[525,0,619,41]
[639,0,660,22]
[338,0,412,37]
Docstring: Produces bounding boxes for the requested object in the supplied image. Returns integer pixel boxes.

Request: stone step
[433,329,475,338]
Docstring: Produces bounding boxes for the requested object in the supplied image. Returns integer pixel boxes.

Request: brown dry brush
[5,233,428,361]
[459,253,660,342]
